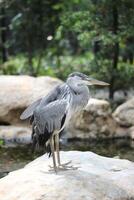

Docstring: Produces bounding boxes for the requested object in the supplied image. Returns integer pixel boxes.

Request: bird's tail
[31,121,52,157]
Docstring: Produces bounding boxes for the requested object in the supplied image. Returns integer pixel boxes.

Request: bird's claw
[58,160,72,167]
[48,161,78,172]
[58,165,78,171]
[49,165,54,169]
[49,160,71,169]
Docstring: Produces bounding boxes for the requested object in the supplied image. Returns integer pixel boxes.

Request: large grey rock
[113,98,134,127]
[0,75,133,141]
[0,125,31,144]
[0,151,134,200]
[67,98,134,139]
[68,98,118,139]
[0,98,131,144]
[112,97,134,139]
[0,75,62,125]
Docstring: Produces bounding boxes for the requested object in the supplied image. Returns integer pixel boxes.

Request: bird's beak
[84,77,110,86]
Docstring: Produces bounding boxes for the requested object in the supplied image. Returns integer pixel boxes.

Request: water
[0,138,134,178]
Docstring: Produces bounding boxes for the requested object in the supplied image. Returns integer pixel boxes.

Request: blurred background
[0,0,134,178]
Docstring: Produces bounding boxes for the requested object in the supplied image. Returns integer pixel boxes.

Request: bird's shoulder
[20,84,62,120]
[20,83,71,121]
[34,97,68,117]
[38,83,70,107]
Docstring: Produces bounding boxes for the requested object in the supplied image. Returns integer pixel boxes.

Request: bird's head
[68,72,109,86]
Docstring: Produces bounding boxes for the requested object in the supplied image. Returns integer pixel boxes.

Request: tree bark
[28,51,34,76]
[27,38,34,76]
[1,7,8,63]
[35,52,43,76]
[109,4,119,100]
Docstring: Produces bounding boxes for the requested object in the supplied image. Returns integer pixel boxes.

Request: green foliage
[0,0,61,75]
[57,0,134,98]
[0,55,26,75]
[1,52,134,93]
[0,139,4,147]
[0,53,93,79]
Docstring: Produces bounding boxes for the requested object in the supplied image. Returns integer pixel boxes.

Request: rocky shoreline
[0,75,134,144]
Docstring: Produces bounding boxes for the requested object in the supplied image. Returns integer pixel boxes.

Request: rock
[0,151,134,200]
[0,75,133,142]
[112,97,134,139]
[84,98,111,116]
[68,98,117,139]
[113,98,134,127]
[0,75,62,125]
[0,125,31,144]
[128,126,134,139]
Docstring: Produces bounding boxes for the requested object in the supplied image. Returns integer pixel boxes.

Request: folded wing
[32,99,68,151]
[20,98,42,120]
[20,85,60,120]
[34,99,68,134]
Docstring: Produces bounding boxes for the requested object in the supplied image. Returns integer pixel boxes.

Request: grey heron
[20,72,109,172]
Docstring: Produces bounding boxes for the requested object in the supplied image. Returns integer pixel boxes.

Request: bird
[20,72,109,172]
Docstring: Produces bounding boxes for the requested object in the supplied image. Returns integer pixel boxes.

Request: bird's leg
[55,134,72,168]
[49,136,57,173]
[55,133,61,165]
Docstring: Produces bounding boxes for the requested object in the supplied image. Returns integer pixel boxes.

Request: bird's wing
[34,99,68,134]
[20,85,60,120]
[20,98,42,120]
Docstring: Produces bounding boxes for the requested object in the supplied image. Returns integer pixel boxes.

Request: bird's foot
[48,161,78,172]
[58,161,78,170]
[48,165,58,173]
[58,160,72,167]
[57,165,78,171]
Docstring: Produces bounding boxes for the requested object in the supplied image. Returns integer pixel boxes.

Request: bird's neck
[66,78,90,107]
[66,78,82,94]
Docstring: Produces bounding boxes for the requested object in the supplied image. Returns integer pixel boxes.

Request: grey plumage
[20,72,109,172]
[20,98,42,121]
[20,86,60,120]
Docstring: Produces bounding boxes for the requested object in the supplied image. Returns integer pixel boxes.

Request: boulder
[113,98,134,127]
[68,98,117,139]
[0,125,31,144]
[0,75,133,141]
[128,126,134,139]
[0,75,62,125]
[0,151,134,200]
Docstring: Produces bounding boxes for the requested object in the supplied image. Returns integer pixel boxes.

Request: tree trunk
[27,38,34,76]
[28,50,34,76]
[1,7,8,63]
[109,4,119,100]
[35,52,43,76]
[109,42,119,99]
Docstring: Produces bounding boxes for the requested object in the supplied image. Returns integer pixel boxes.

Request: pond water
[0,138,134,179]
